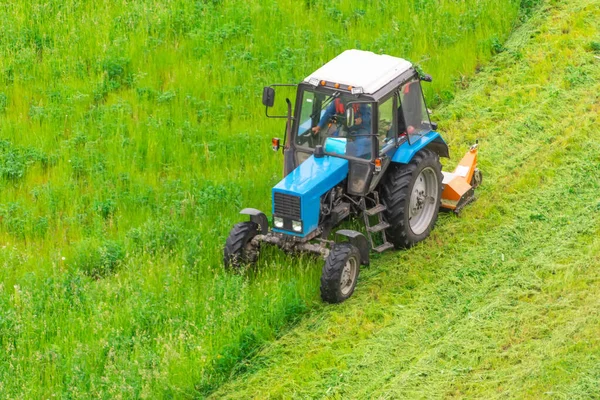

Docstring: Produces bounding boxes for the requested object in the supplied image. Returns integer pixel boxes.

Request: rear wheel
[320,243,360,304]
[380,149,443,248]
[223,221,260,269]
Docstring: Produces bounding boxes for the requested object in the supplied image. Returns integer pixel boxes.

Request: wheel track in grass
[212,0,600,397]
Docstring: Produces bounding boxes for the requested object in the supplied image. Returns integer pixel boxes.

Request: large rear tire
[223,221,260,269]
[380,149,443,249]
[320,243,360,304]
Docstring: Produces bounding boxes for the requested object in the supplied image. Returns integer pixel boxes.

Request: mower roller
[224,50,481,303]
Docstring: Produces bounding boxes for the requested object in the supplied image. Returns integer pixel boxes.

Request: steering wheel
[296,129,312,145]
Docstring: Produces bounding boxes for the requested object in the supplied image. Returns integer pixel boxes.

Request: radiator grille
[274,193,301,219]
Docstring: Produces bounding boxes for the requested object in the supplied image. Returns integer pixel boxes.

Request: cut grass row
[213,0,600,397]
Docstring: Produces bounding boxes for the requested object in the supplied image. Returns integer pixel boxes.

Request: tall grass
[0,0,523,396]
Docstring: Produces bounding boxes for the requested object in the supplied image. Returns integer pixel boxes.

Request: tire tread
[223,221,259,269]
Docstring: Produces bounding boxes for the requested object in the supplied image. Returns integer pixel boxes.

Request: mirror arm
[265,105,280,118]
[264,83,297,119]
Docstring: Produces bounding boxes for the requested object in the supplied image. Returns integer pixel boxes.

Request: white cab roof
[304,50,413,95]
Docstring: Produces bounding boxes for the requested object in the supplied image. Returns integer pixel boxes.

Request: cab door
[376,92,399,158]
[398,78,433,144]
[368,93,399,192]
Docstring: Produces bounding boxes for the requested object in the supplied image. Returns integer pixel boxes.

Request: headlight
[273,217,284,228]
[292,220,302,232]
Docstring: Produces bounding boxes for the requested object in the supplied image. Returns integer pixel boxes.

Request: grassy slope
[0,1,525,397]
[214,0,600,398]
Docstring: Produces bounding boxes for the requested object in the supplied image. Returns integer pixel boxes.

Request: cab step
[365,204,386,217]
[367,221,390,233]
[373,242,394,253]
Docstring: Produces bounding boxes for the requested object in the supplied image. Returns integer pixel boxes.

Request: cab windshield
[295,88,374,160]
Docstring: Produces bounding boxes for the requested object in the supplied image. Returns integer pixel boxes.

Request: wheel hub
[340,258,357,295]
[408,167,439,235]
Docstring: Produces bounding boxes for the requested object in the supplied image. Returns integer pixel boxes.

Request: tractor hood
[272,155,349,237]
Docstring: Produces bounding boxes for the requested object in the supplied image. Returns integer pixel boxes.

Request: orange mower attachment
[440,142,482,214]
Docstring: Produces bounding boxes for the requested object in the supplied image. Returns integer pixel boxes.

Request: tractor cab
[225,50,481,304]
[268,50,447,196]
[292,67,434,166]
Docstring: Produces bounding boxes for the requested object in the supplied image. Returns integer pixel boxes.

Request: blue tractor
[224,50,480,303]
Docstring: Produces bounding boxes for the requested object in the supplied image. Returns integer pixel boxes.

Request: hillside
[213,0,600,397]
[0,0,530,397]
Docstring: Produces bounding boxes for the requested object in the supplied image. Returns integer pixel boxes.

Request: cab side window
[378,96,395,154]
[398,78,431,143]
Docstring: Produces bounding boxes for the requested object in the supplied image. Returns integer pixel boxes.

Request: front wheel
[320,243,361,303]
[223,221,260,269]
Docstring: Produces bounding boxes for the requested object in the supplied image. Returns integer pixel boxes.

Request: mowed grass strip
[213,0,600,397]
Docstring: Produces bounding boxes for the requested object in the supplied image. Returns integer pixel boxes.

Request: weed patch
[72,239,126,278]
[0,141,47,181]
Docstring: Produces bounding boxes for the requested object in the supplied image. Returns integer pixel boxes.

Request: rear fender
[240,208,269,234]
[391,131,449,164]
[335,229,370,266]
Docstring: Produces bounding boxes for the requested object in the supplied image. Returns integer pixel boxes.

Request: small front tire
[320,243,361,304]
[223,221,260,269]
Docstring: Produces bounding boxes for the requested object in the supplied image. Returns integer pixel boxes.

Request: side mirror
[262,87,275,107]
[421,74,433,83]
[346,106,355,128]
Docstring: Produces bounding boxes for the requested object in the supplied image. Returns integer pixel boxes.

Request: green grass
[0,0,536,397]
[212,0,600,397]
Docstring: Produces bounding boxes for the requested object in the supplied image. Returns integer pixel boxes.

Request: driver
[311,98,372,158]
[311,98,371,135]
